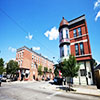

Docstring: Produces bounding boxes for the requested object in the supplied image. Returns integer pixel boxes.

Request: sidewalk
[52,84,100,97]
[72,85,100,97]
[36,81,100,97]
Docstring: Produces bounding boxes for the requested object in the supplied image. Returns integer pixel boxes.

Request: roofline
[17,46,54,63]
[68,14,85,23]
[68,14,85,25]
[59,14,86,31]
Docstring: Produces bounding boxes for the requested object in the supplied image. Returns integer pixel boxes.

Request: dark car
[54,77,63,85]
[1,75,7,82]
[45,77,50,81]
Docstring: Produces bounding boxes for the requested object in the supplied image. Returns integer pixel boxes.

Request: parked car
[1,75,7,82]
[53,77,63,85]
[45,77,50,81]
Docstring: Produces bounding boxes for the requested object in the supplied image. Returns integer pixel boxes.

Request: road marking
[46,92,62,99]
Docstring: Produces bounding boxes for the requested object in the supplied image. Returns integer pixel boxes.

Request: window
[60,30,63,40]
[73,29,77,37]
[75,44,79,55]
[20,52,21,57]
[61,46,64,57]
[78,27,82,36]
[80,69,86,76]
[34,64,36,68]
[18,61,20,65]
[22,51,24,57]
[66,30,68,38]
[39,58,40,63]
[37,57,38,62]
[31,62,33,67]
[34,56,36,61]
[67,45,70,56]
[80,43,84,55]
[32,55,34,59]
[21,60,22,66]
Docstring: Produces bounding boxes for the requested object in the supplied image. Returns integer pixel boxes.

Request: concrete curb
[56,88,100,97]
[71,92,100,98]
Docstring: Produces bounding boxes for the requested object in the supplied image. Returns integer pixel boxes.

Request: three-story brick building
[59,15,94,85]
[16,46,54,81]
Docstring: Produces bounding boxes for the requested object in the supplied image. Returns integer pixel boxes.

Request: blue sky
[0,0,100,64]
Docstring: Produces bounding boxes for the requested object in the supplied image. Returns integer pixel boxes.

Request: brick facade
[16,46,54,81]
[59,15,94,85]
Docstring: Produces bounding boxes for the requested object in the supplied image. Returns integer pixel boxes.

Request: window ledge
[70,34,88,40]
[75,53,91,58]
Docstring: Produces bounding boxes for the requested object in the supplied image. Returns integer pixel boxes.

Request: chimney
[30,48,32,51]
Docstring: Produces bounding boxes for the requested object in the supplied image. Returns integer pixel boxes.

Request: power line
[0,8,28,34]
[0,7,59,59]
[33,37,59,58]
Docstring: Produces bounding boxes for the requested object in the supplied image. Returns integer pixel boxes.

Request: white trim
[70,34,87,40]
[75,54,91,58]
[70,39,88,45]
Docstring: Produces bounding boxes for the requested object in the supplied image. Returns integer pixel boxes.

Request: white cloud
[32,47,40,51]
[95,11,100,21]
[8,47,16,52]
[44,27,59,40]
[25,33,33,40]
[94,0,100,9]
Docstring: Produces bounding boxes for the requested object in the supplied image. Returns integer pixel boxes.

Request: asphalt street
[0,81,100,100]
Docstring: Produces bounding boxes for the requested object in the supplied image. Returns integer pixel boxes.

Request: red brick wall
[69,20,92,61]
[16,47,54,81]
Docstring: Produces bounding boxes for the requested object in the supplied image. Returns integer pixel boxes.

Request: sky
[0,0,100,64]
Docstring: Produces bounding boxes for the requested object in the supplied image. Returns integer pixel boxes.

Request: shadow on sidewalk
[56,86,76,92]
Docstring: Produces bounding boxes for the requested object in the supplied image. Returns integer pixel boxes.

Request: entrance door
[33,75,35,80]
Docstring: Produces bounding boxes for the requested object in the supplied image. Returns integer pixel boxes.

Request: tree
[60,55,80,90]
[6,60,19,77]
[38,65,43,76]
[49,68,52,73]
[0,58,5,75]
[54,65,59,77]
[44,67,48,73]
[91,58,97,67]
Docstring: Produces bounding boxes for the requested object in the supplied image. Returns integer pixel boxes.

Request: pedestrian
[63,78,66,85]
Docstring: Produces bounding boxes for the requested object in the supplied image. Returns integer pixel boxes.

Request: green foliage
[6,60,19,75]
[92,58,97,67]
[49,68,52,73]
[54,66,59,77]
[38,65,43,76]
[44,67,48,73]
[60,55,80,78]
[0,58,5,75]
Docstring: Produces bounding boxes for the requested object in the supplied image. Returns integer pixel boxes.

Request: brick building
[59,15,94,85]
[16,46,54,81]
